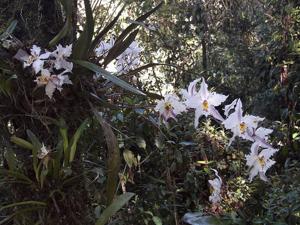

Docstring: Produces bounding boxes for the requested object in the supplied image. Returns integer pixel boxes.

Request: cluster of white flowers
[154,77,279,204]
[20,44,73,99]
[95,38,142,74]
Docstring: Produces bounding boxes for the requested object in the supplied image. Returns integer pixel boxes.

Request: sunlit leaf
[95,192,135,225]
[74,60,145,95]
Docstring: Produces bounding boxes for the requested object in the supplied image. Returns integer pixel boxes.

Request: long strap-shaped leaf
[103,29,139,67]
[90,4,126,53]
[73,60,145,96]
[93,110,120,204]
[95,192,134,225]
[49,0,73,47]
[73,0,95,59]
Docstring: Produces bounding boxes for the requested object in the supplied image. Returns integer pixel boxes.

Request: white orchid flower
[180,78,201,101]
[185,78,227,128]
[154,94,186,124]
[246,142,278,182]
[208,169,222,204]
[23,45,51,74]
[51,44,73,72]
[37,143,50,159]
[250,127,274,149]
[222,99,264,146]
[95,38,115,57]
[34,69,72,99]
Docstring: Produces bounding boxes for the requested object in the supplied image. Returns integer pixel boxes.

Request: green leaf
[69,118,89,162]
[73,60,145,96]
[73,0,94,59]
[0,19,18,40]
[93,110,120,204]
[10,136,34,150]
[0,169,33,184]
[0,201,46,212]
[49,0,73,47]
[26,130,42,181]
[95,193,135,225]
[58,118,69,157]
[152,216,162,225]
[4,149,17,171]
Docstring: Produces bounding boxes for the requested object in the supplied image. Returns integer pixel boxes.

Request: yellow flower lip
[37,75,50,85]
[258,156,266,168]
[164,102,173,111]
[239,122,247,134]
[202,100,209,111]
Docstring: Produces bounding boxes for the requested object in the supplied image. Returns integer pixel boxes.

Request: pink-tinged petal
[258,171,269,182]
[32,59,44,74]
[185,94,201,109]
[252,134,274,149]
[249,165,259,182]
[209,106,225,122]
[243,115,264,129]
[260,148,278,160]
[222,112,238,130]
[39,52,51,60]
[194,108,203,128]
[209,93,228,107]
[31,45,41,56]
[199,78,209,99]
[255,127,273,139]
[250,142,259,155]
[45,82,56,99]
[224,99,237,117]
[236,99,243,122]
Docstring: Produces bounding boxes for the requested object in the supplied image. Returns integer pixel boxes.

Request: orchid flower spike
[23,45,51,74]
[186,78,227,128]
[154,94,186,124]
[222,99,264,146]
[246,142,278,182]
[208,169,222,204]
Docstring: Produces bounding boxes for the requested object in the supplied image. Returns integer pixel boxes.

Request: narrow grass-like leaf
[0,201,46,212]
[10,136,34,150]
[0,20,18,40]
[73,0,94,59]
[93,110,120,204]
[74,60,145,96]
[95,192,135,225]
[69,118,89,162]
[4,150,17,171]
[0,169,33,184]
[26,130,42,181]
